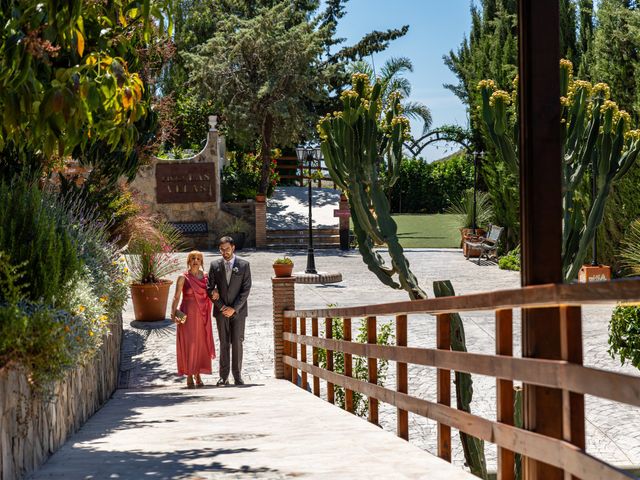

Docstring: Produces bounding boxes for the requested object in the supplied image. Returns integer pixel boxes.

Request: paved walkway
[266,186,340,230]
[29,380,474,480]
[30,249,640,478]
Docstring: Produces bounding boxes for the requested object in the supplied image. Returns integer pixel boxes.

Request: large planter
[273,263,294,278]
[130,280,173,322]
[578,264,611,283]
[460,228,486,258]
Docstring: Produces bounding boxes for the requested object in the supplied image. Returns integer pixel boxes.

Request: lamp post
[472,151,484,234]
[295,144,322,274]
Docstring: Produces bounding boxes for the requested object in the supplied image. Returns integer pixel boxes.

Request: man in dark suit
[207,236,252,386]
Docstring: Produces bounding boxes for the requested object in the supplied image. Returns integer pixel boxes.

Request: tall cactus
[318,73,426,300]
[478,60,640,281]
[318,74,488,478]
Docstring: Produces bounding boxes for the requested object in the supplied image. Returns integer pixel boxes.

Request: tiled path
[31,249,640,478]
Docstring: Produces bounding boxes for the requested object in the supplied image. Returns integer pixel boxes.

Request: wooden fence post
[436,313,451,462]
[272,276,296,379]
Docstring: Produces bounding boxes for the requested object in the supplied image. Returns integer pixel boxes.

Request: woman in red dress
[171,250,216,388]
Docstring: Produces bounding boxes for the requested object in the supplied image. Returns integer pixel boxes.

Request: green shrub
[388,153,474,214]
[222,150,280,201]
[608,306,640,370]
[446,188,494,230]
[0,181,82,307]
[498,245,521,271]
[317,317,394,418]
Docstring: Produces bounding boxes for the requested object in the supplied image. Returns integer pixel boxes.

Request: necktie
[225,261,232,284]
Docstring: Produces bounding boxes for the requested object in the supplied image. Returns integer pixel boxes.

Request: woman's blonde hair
[186,250,205,270]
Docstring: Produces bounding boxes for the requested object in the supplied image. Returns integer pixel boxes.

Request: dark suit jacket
[206,257,251,320]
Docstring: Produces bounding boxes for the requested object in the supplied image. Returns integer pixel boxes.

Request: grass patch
[353,214,463,248]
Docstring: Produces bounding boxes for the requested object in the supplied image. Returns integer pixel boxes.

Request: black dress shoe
[216,378,229,386]
[234,378,245,385]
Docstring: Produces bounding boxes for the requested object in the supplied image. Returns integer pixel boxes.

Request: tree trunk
[259,113,274,195]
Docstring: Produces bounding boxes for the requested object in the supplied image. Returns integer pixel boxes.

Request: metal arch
[403,128,472,159]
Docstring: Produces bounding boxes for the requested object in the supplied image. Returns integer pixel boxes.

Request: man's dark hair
[219,236,235,247]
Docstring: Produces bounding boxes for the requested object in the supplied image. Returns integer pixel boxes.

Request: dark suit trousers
[215,314,245,381]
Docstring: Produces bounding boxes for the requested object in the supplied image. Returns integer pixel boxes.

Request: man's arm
[231,262,252,311]
[206,261,217,298]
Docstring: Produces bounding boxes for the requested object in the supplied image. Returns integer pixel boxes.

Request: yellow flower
[123,267,129,273]
[99,296,108,303]
[592,83,611,100]
[489,90,511,107]
[477,79,497,91]
[78,305,86,313]
[89,331,94,336]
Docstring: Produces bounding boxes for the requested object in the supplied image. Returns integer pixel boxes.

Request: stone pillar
[255,197,267,248]
[272,276,296,379]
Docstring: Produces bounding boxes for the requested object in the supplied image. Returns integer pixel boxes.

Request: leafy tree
[0,0,173,179]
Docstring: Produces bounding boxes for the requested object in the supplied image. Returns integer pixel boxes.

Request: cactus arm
[433,280,488,479]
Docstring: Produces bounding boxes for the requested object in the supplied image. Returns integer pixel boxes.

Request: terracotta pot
[460,228,486,257]
[255,194,266,202]
[578,264,611,283]
[273,263,294,278]
[130,280,173,322]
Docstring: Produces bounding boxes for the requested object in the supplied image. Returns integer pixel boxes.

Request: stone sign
[156,163,216,203]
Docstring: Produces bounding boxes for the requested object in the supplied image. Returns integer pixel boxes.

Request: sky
[333,1,474,161]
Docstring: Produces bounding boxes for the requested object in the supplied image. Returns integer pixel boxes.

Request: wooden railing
[275,155,336,188]
[281,279,640,480]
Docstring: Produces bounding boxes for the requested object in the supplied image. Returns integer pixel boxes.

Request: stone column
[339,193,350,250]
[272,276,296,379]
[255,197,267,248]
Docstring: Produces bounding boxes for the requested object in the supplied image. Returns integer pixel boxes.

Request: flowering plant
[125,216,184,284]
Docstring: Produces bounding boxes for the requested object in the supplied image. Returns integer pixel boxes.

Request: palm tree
[348,57,433,134]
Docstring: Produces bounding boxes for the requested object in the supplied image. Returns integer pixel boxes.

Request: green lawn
[390,214,463,248]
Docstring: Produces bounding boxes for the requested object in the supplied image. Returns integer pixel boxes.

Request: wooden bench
[464,224,503,263]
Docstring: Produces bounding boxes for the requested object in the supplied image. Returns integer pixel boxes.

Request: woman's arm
[171,275,186,323]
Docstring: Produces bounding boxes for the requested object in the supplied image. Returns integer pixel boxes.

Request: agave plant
[619,219,640,276]
[447,188,494,230]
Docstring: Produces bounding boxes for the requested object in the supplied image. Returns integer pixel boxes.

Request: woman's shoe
[186,376,195,389]
[195,374,204,388]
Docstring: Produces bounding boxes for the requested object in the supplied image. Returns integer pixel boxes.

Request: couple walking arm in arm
[206,236,252,386]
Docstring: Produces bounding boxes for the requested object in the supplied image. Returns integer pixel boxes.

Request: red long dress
[176,272,215,375]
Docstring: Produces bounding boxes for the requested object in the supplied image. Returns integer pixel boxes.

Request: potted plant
[125,216,184,322]
[222,217,251,250]
[447,189,493,257]
[273,256,294,277]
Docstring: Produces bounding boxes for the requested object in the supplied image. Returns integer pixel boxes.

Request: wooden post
[344,318,354,414]
[312,317,320,396]
[300,317,308,391]
[436,313,451,462]
[326,317,335,404]
[396,314,408,440]
[367,316,379,425]
[272,277,295,379]
[518,1,565,479]
[496,309,515,480]
[291,317,298,385]
[560,306,586,480]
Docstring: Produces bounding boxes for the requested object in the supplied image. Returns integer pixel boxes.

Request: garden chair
[465,225,504,264]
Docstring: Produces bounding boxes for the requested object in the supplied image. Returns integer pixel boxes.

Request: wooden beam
[326,317,334,404]
[367,316,379,425]
[282,279,640,319]
[344,318,354,414]
[496,309,515,480]
[436,313,451,462]
[518,0,563,478]
[284,332,640,408]
[300,317,307,391]
[396,315,409,440]
[312,317,320,397]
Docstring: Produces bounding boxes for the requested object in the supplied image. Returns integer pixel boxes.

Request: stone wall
[221,201,257,247]
[0,314,123,480]
[130,118,254,250]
